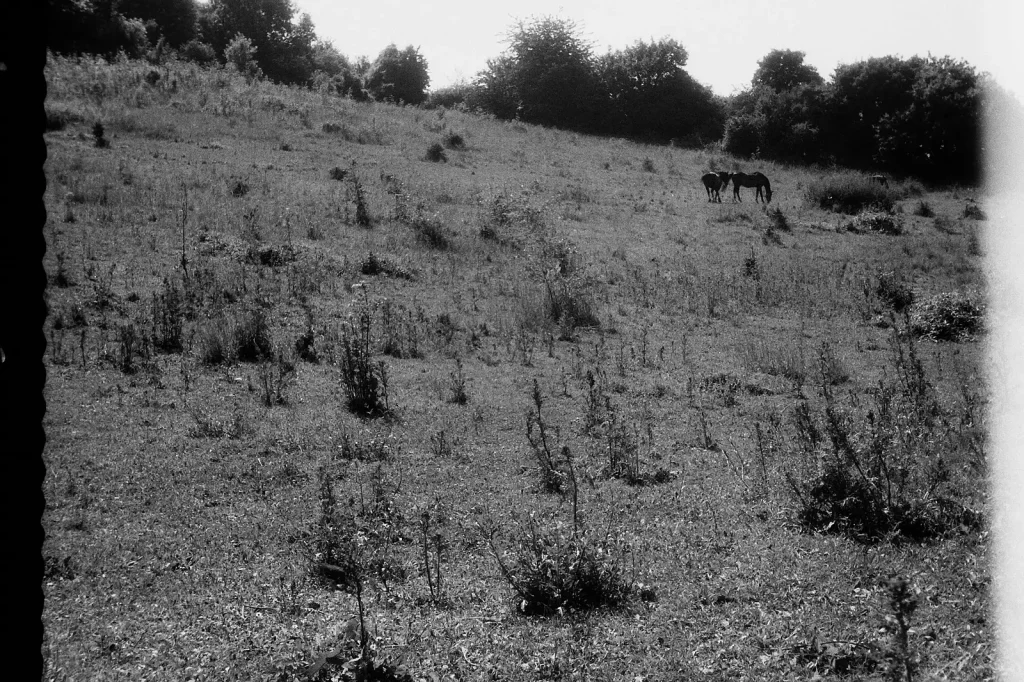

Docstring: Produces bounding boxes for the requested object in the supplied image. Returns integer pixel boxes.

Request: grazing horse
[870,174,889,188]
[731,171,772,203]
[701,171,731,203]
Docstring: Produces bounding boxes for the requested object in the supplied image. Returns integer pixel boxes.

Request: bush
[962,203,986,220]
[443,131,466,149]
[805,174,895,215]
[876,272,915,312]
[409,212,451,250]
[424,142,447,162]
[45,105,85,131]
[910,291,984,341]
[766,206,790,232]
[425,82,474,109]
[234,308,275,362]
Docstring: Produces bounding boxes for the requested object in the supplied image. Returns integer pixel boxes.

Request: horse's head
[765,187,773,203]
[717,171,731,188]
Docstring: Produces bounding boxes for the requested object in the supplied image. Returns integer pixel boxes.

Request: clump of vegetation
[329,166,349,182]
[525,380,574,495]
[641,157,656,172]
[805,174,894,215]
[230,178,250,198]
[337,430,398,462]
[92,121,109,148]
[962,202,986,220]
[46,104,85,131]
[424,142,447,162]
[442,131,466,149]
[912,200,934,217]
[785,326,982,542]
[544,272,600,339]
[150,276,185,353]
[910,291,984,341]
[409,211,452,250]
[258,350,297,406]
[234,307,275,362]
[875,271,915,312]
[360,252,411,279]
[766,206,791,232]
[483,513,633,616]
[854,211,903,235]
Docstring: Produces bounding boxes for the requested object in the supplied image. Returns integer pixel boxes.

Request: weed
[115,322,149,374]
[339,295,391,417]
[337,430,397,462]
[360,252,412,280]
[447,358,469,404]
[962,203,986,220]
[912,200,934,217]
[785,325,981,542]
[51,252,74,288]
[353,175,372,227]
[419,510,447,603]
[150,276,184,353]
[234,307,274,362]
[429,428,462,459]
[544,273,600,339]
[379,299,423,359]
[92,121,109,148]
[525,380,572,495]
[258,350,297,406]
[742,247,760,280]
[882,577,920,681]
[329,166,349,182]
[641,157,656,172]
[766,206,790,232]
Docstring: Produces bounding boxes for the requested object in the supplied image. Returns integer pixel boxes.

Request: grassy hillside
[42,55,991,681]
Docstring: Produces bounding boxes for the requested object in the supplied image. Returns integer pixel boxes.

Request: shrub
[910,291,984,341]
[409,211,451,250]
[641,157,656,173]
[360,251,411,279]
[224,33,262,80]
[962,203,986,220]
[544,274,599,338]
[424,142,447,162]
[484,514,633,616]
[525,380,573,494]
[92,122,109,148]
[443,131,466,149]
[805,174,894,215]
[876,272,915,312]
[258,350,296,406]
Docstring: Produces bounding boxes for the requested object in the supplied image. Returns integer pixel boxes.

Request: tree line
[49,3,1017,184]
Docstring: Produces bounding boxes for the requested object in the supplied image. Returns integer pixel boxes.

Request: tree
[202,0,306,83]
[596,38,724,143]
[752,49,824,91]
[224,33,261,79]
[117,0,198,47]
[477,16,599,129]
[364,44,430,105]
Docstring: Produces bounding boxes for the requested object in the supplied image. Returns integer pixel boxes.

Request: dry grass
[41,54,991,682]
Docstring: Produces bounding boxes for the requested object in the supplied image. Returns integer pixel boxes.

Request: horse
[870,174,889,188]
[731,172,772,203]
[701,171,731,203]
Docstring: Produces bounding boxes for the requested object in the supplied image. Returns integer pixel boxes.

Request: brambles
[910,291,984,341]
[854,211,903,235]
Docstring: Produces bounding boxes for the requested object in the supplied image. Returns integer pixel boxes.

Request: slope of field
[42,55,992,681]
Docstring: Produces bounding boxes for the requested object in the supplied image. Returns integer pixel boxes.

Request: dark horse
[701,171,731,203]
[731,171,772,203]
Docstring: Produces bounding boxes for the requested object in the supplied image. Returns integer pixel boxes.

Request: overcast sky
[294,0,1023,98]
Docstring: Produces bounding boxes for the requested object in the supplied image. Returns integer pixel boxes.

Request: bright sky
[295,0,1022,98]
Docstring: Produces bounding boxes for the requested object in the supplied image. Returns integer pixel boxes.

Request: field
[41,55,992,681]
